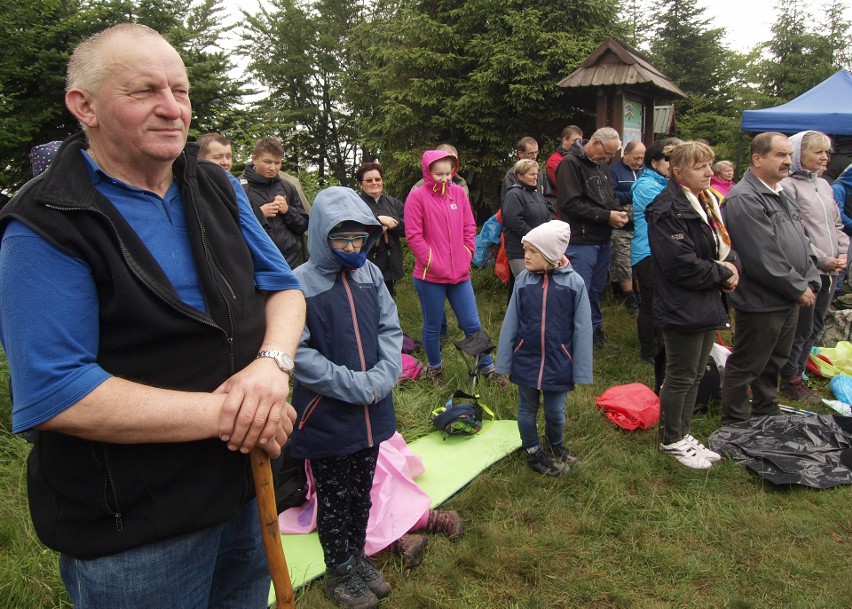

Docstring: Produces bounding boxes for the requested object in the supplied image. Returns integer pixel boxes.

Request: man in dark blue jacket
[609,140,645,316]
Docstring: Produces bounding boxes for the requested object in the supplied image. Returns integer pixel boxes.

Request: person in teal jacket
[630,137,681,364]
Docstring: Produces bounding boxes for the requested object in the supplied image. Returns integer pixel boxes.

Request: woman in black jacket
[647,141,740,470]
[356,162,406,296]
[501,159,555,277]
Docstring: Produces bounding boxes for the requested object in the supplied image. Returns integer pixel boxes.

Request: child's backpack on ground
[431,390,494,437]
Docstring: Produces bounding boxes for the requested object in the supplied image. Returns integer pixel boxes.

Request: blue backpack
[431,390,494,437]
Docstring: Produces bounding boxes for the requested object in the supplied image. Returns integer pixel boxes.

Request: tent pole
[735,132,744,178]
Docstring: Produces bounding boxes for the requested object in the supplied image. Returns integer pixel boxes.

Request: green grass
[2,267,852,608]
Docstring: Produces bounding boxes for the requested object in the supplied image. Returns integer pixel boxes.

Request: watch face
[279,353,294,371]
[258,350,294,373]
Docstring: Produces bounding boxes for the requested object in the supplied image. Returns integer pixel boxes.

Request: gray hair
[712,160,734,176]
[591,127,620,145]
[67,23,168,94]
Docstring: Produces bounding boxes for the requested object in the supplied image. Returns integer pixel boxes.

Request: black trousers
[311,445,380,568]
[721,307,797,425]
[633,257,661,360]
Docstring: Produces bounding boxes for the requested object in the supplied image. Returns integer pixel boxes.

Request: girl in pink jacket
[405,150,499,382]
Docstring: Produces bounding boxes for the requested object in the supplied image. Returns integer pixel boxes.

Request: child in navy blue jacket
[496,220,594,476]
[290,187,402,609]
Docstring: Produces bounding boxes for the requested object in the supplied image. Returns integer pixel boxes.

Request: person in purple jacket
[405,150,502,384]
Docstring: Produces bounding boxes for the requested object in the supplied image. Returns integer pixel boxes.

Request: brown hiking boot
[483,369,509,388]
[779,379,822,406]
[423,366,445,385]
[387,533,428,568]
[425,509,464,540]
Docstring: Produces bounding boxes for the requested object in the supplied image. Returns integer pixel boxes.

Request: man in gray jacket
[720,132,821,425]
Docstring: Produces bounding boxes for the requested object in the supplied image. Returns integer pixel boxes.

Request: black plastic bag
[708,415,852,489]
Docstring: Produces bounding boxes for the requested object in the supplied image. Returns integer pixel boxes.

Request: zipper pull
[115,512,123,532]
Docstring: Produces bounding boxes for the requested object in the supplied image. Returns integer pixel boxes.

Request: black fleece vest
[0,135,268,558]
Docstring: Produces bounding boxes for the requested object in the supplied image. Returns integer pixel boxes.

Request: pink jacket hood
[405,151,475,284]
[421,150,459,195]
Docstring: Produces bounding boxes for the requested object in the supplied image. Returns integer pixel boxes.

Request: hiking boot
[543,438,579,469]
[683,434,722,463]
[387,533,428,568]
[423,365,445,385]
[779,378,822,406]
[425,509,464,540]
[483,369,509,388]
[659,439,712,470]
[624,294,639,317]
[353,554,390,599]
[525,447,566,476]
[593,327,621,351]
[323,557,379,609]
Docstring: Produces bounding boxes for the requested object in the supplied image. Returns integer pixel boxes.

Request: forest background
[2,1,852,607]
[2,0,850,213]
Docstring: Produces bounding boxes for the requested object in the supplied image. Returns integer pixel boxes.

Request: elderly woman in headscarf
[777,131,848,404]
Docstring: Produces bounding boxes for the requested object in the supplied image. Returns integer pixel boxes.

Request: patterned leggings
[311,445,380,568]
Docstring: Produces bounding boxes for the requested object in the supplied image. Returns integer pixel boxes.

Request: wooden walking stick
[251,448,296,609]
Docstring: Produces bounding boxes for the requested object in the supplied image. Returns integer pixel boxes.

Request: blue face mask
[332,249,368,269]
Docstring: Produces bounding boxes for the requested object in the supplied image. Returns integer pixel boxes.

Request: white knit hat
[521,220,571,266]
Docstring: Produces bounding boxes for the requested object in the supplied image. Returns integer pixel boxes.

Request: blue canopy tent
[735,70,852,173]
[741,70,852,135]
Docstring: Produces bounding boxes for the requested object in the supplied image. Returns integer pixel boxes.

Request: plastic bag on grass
[708,415,852,488]
[595,383,660,430]
[830,374,852,404]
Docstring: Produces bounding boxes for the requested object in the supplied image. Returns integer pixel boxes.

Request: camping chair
[453,330,496,393]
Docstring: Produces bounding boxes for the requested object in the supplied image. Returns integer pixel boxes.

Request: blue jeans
[413,278,494,369]
[567,242,612,329]
[60,500,269,609]
[517,385,568,450]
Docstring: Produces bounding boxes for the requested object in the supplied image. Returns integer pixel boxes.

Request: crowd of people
[5,20,852,609]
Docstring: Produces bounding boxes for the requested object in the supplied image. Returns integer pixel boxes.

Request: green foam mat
[269,419,520,603]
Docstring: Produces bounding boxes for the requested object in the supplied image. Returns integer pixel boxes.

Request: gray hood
[306,186,382,273]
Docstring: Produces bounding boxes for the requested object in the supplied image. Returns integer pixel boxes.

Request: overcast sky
[226,0,849,54]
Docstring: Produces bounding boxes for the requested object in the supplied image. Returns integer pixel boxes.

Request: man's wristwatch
[256,350,295,375]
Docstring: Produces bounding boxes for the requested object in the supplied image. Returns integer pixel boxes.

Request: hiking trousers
[721,306,797,425]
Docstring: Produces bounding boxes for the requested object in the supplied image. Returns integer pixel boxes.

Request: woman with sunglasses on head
[356,162,406,297]
[630,138,681,365]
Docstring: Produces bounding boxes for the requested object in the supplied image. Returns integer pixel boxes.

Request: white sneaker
[684,434,722,463]
[660,439,713,469]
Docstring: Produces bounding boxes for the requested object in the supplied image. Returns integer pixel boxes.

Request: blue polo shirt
[0,151,301,433]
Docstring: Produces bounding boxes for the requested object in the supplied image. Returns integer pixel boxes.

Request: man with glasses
[556,127,628,349]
